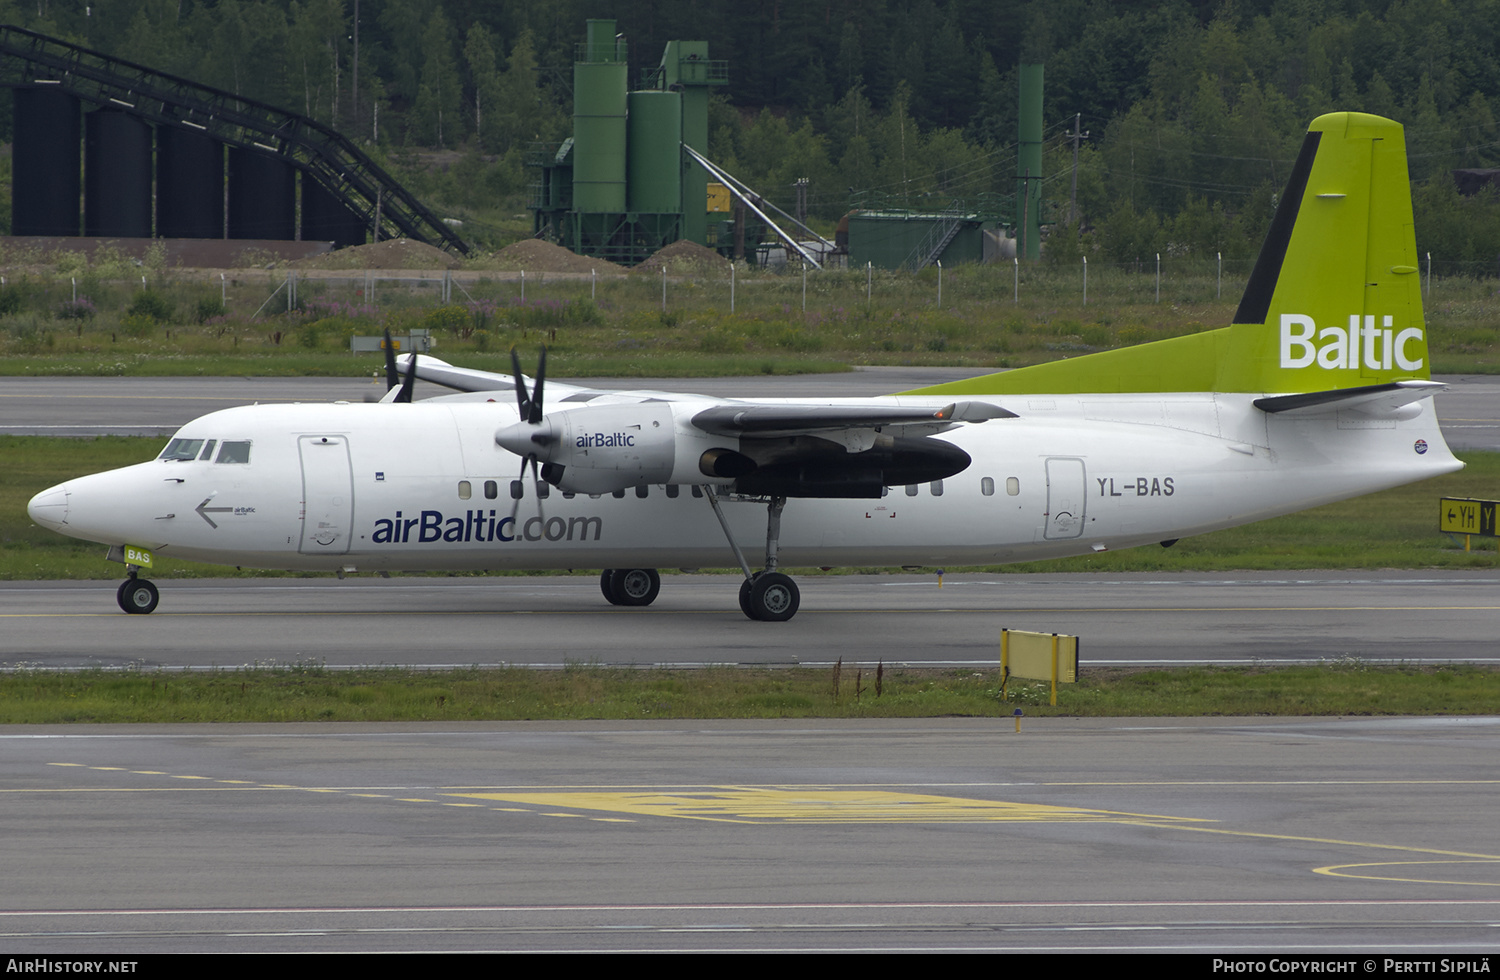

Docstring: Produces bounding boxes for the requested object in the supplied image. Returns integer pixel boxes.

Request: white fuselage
[29,391,1461,572]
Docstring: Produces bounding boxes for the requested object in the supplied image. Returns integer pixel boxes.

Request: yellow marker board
[1439,497,1498,537]
[706,182,731,213]
[1000,629,1079,706]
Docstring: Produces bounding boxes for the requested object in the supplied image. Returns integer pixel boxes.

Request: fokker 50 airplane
[28,112,1460,620]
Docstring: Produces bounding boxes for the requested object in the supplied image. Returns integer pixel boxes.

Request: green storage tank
[847,211,991,270]
[572,20,627,214]
[627,90,682,214]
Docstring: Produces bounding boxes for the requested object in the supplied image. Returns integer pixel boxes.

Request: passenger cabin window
[537,483,550,499]
[484,480,498,499]
[563,492,576,500]
[691,486,704,498]
[215,441,251,464]
[198,440,217,461]
[905,485,918,496]
[981,477,994,496]
[510,480,524,500]
[635,486,649,499]
[665,485,680,498]
[612,489,626,499]
[458,481,472,500]
[160,438,204,461]
[930,480,944,496]
[1006,477,1020,496]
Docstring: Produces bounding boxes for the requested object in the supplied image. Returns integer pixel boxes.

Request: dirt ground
[630,239,731,278]
[285,238,461,270]
[474,238,626,274]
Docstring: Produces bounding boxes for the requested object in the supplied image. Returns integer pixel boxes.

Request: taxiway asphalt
[5,376,1500,956]
[5,571,1499,669]
[4,716,1499,953]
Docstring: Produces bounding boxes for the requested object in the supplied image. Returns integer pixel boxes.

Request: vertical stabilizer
[1219,112,1427,392]
[904,112,1428,398]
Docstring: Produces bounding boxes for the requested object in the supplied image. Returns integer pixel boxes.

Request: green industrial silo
[627,89,682,214]
[572,19,627,215]
[1016,62,1044,261]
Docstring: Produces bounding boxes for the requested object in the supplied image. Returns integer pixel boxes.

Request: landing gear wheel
[117,578,159,615]
[609,568,660,607]
[738,576,757,619]
[748,572,799,622]
[600,569,620,605]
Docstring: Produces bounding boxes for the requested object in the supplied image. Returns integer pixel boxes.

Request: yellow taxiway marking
[1314,860,1500,887]
[447,787,1207,825]
[32,766,1498,879]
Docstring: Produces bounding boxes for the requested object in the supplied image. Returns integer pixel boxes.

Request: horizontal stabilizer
[1253,380,1444,417]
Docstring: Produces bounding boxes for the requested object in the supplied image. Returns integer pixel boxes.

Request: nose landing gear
[117,571,159,614]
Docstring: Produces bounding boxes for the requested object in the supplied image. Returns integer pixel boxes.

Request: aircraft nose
[27,485,69,531]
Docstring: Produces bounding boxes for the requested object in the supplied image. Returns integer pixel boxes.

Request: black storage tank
[302,176,366,249]
[13,86,81,236]
[228,147,294,239]
[157,126,224,239]
[84,107,153,238]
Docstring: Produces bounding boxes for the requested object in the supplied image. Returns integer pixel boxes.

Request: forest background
[0,0,1497,272]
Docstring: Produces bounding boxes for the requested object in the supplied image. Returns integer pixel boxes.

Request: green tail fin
[908,112,1428,397]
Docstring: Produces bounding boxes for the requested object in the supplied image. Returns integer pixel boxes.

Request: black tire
[600,569,621,605]
[117,578,159,615]
[738,577,758,620]
[749,572,799,622]
[609,568,660,607]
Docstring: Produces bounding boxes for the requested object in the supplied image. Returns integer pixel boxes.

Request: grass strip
[1,663,1494,724]
[6,265,1500,376]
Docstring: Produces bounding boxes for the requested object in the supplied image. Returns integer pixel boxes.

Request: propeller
[383,328,399,390]
[511,345,545,424]
[500,347,553,520]
[382,329,417,403]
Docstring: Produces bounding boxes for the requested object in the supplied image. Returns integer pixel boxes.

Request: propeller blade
[509,347,531,421]
[508,452,532,524]
[529,346,547,424]
[396,348,417,403]
[383,329,399,390]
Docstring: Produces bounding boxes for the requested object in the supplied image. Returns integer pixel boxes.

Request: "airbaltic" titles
[372,509,603,544]
[577,431,636,448]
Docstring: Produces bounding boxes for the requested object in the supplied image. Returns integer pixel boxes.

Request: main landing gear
[706,489,801,622]
[117,569,159,614]
[600,567,661,606]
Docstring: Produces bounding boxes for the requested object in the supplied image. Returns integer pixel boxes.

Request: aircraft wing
[692,401,1015,437]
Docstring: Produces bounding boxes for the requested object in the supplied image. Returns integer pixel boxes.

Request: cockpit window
[215,441,252,464]
[160,438,205,461]
[198,440,217,461]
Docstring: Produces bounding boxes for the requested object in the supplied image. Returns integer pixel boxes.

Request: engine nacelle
[496,402,678,494]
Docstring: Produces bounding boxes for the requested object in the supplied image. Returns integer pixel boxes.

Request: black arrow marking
[195,498,233,528]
